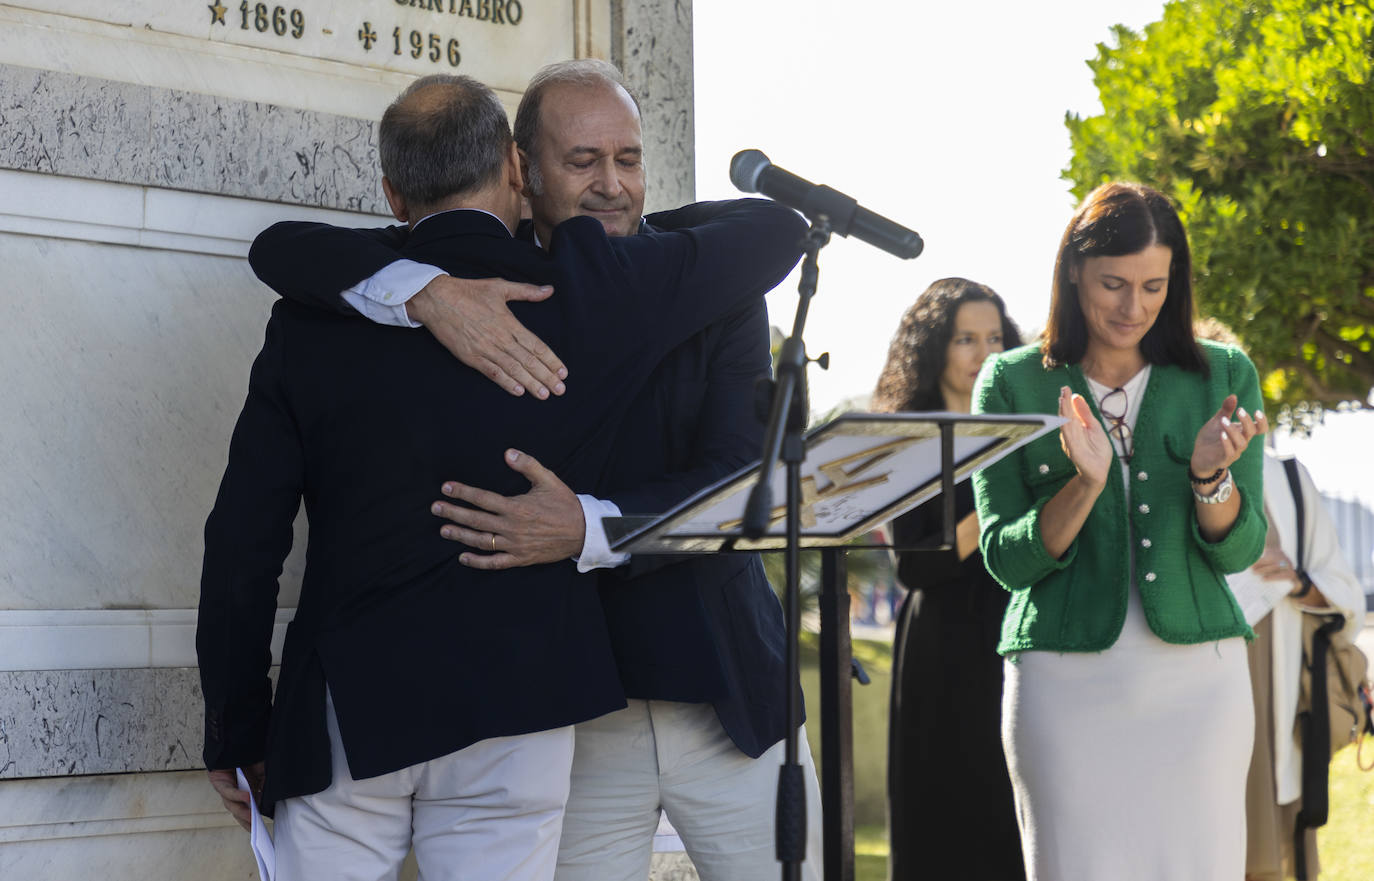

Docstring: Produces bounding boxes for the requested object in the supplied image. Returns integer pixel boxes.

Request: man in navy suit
[199,72,804,881]
[247,60,823,881]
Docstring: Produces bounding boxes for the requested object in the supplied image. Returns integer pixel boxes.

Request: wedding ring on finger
[490,535,497,552]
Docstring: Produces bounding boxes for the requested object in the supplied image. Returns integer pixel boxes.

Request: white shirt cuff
[1227,569,1293,627]
[574,495,631,573]
[339,259,444,328]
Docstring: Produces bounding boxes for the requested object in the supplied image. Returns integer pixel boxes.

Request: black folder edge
[606,411,1062,554]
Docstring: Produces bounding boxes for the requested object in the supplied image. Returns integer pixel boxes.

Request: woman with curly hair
[875,278,1026,880]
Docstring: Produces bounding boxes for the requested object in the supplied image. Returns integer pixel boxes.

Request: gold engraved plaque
[608,411,1063,554]
[17,1,603,92]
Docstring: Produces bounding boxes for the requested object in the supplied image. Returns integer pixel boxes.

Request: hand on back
[429,449,586,570]
[407,276,567,399]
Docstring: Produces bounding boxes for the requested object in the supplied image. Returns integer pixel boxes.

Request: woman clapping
[973,182,1268,880]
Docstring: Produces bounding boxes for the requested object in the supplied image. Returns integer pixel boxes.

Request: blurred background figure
[873,278,1026,881]
[1234,447,1365,881]
[1200,315,1367,881]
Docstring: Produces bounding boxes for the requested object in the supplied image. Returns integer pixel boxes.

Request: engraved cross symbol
[358,22,378,51]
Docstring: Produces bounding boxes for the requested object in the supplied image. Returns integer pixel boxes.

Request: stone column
[617,0,696,211]
[0,3,693,877]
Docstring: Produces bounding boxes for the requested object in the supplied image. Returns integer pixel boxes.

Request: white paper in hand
[236,767,276,881]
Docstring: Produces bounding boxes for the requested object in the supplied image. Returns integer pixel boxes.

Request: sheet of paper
[237,767,275,881]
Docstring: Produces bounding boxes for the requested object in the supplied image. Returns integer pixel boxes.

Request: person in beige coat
[1227,449,1365,881]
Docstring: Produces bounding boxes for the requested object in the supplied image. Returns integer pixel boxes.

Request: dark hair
[1041,181,1207,374]
[379,74,512,207]
[513,59,639,161]
[873,278,1023,412]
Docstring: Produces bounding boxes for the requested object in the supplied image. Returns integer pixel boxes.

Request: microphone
[730,149,924,259]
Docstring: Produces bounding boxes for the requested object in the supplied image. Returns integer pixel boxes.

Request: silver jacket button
[1141,538,1152,549]
[1038,463,1050,474]
[1145,572,1157,582]
[1137,471,1148,481]
[1138,503,1151,514]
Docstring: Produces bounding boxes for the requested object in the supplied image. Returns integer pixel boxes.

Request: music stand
[606,411,1060,881]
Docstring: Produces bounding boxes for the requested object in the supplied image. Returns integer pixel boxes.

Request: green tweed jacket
[973,341,1266,654]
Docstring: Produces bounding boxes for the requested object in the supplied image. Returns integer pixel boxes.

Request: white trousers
[555,700,823,881]
[274,694,574,881]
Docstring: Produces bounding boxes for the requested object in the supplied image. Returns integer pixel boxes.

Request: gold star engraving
[207,3,227,25]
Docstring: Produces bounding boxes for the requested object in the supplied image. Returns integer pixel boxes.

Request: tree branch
[1334,170,1374,204]
[1312,325,1374,379]
[1288,359,1351,406]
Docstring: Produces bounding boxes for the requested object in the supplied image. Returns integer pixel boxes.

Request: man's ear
[507,141,526,195]
[381,177,410,224]
[516,147,535,199]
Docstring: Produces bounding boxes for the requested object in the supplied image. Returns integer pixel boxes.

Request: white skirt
[1002,583,1254,881]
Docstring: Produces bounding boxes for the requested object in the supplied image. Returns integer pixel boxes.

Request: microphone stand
[744,216,831,881]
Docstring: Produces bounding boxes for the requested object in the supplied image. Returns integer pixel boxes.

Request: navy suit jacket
[247,204,801,759]
[200,200,805,812]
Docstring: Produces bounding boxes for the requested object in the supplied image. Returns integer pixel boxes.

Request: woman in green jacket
[973,181,1269,880]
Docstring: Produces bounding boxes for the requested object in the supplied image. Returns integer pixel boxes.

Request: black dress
[887,481,1025,880]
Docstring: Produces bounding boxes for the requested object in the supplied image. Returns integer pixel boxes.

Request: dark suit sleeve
[643,202,754,233]
[196,311,304,770]
[602,300,770,578]
[539,200,801,573]
[248,221,410,316]
[588,198,804,351]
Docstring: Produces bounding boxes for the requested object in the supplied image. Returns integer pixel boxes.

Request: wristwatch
[1192,469,1234,504]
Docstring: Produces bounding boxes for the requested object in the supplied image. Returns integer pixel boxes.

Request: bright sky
[693,0,1171,412]
[690,1,1374,530]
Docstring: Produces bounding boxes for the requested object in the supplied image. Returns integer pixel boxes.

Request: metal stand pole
[818,548,854,881]
[745,218,832,881]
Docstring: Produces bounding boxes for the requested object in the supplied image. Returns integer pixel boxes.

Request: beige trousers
[1245,613,1320,880]
[554,700,824,881]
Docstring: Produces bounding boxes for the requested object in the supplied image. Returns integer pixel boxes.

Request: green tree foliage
[1066,0,1374,406]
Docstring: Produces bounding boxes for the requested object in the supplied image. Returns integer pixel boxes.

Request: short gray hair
[379,74,512,206]
[513,59,640,163]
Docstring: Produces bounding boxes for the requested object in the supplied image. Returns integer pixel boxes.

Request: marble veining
[1,64,384,213]
[622,0,696,211]
[648,853,701,880]
[0,668,204,778]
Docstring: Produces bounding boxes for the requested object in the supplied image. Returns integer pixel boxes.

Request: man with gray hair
[202,72,805,880]
[249,59,823,881]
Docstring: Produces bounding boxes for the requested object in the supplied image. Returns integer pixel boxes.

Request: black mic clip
[802,187,858,240]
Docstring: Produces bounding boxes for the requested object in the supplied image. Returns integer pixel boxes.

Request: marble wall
[1,0,697,875]
[621,0,696,212]
[0,65,386,213]
[0,771,262,879]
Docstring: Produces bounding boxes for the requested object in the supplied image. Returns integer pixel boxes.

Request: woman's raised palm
[1058,386,1113,487]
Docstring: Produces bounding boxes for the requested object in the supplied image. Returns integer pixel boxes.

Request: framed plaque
[607,411,1061,554]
